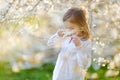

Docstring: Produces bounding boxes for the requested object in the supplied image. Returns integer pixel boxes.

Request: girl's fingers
[57,29,65,37]
[58,29,65,33]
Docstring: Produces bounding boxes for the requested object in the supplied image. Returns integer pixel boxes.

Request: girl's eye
[66,26,74,30]
[67,26,72,28]
[70,27,74,29]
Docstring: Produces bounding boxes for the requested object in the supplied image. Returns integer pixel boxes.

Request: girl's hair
[63,7,91,40]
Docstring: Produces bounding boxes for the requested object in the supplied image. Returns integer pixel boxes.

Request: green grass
[88,65,120,80]
[0,62,53,80]
[0,62,120,80]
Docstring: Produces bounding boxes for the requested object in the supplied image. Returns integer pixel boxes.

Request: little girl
[47,7,92,80]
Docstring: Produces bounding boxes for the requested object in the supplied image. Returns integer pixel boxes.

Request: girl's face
[64,21,79,30]
[64,21,81,36]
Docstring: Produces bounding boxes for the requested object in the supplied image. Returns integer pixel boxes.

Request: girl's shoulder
[80,38,91,47]
[80,38,91,43]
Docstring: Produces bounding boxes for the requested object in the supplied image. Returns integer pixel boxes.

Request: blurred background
[0,0,120,80]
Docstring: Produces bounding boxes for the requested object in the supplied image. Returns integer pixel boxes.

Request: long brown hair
[63,7,91,40]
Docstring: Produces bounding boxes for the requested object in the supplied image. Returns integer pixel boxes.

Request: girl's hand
[57,29,65,37]
[71,35,81,46]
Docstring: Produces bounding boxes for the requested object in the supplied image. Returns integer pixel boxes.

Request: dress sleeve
[47,31,62,47]
[75,40,92,70]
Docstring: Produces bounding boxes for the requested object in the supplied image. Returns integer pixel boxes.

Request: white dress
[47,31,92,80]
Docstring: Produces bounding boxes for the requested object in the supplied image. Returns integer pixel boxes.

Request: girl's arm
[47,31,62,47]
[75,40,92,70]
